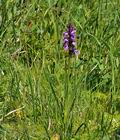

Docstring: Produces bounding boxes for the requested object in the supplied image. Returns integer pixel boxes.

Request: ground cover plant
[0,0,120,139]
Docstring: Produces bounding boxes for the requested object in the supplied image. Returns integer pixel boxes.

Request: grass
[0,0,120,139]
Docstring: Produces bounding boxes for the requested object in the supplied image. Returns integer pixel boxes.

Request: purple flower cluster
[63,24,79,56]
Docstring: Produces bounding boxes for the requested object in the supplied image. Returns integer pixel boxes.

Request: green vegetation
[0,0,120,139]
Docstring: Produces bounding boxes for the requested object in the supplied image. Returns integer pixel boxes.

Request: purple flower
[64,44,69,50]
[64,39,68,43]
[72,48,80,55]
[63,23,79,56]
[72,42,76,46]
[63,32,68,36]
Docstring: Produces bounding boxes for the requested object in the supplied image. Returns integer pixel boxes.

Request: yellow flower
[51,134,60,140]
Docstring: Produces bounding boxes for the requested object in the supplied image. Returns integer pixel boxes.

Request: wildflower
[63,24,79,56]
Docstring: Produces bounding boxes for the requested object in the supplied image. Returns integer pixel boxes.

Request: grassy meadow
[0,0,120,139]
